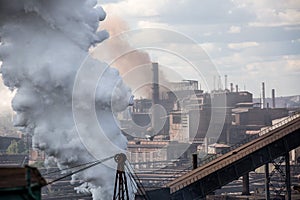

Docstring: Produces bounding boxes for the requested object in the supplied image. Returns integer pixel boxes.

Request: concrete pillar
[242,173,250,195]
[265,163,270,200]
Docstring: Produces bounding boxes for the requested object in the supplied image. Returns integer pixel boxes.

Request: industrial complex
[1,62,300,200]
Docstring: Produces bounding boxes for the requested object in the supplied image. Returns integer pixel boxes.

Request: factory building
[121,62,290,169]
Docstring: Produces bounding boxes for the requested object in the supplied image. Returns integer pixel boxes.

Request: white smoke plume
[0,0,133,199]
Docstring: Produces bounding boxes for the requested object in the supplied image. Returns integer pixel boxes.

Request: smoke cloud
[98,14,169,98]
[0,0,133,199]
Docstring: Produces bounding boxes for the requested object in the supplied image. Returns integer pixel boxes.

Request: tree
[6,140,19,154]
[6,139,26,154]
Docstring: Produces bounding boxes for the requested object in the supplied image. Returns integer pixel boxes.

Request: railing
[198,112,300,167]
[154,112,300,188]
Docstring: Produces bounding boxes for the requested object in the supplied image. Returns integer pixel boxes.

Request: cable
[45,155,114,186]
[125,163,142,192]
[125,162,150,200]
[42,159,100,176]
[126,168,139,198]
[127,168,148,200]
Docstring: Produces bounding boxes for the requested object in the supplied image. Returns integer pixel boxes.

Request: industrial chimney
[152,62,159,105]
[262,82,266,109]
[224,75,228,90]
[272,89,276,108]
[230,83,234,92]
[149,62,161,137]
[235,84,238,92]
[218,75,222,90]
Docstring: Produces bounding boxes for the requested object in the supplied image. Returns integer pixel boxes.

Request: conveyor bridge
[166,113,300,199]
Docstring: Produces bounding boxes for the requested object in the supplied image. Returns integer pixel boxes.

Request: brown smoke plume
[98,14,169,98]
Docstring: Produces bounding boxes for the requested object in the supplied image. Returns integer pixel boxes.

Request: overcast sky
[1,0,299,111]
[99,0,300,97]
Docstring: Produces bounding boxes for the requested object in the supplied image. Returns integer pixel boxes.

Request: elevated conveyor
[166,113,300,199]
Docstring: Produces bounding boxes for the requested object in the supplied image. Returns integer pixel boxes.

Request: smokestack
[152,62,159,105]
[262,82,265,109]
[272,89,276,108]
[150,62,160,136]
[213,76,216,91]
[225,75,228,90]
[230,83,234,92]
[235,84,238,92]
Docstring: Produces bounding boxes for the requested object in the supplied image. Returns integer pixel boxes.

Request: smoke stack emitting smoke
[0,0,134,199]
[99,14,170,98]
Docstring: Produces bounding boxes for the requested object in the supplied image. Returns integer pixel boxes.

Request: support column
[285,153,291,200]
[265,163,270,200]
[242,173,250,195]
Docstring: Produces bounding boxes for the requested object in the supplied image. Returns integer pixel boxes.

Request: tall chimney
[235,84,238,92]
[213,76,216,91]
[150,62,160,137]
[272,89,276,108]
[225,75,228,90]
[262,82,265,109]
[152,62,159,105]
[230,83,234,92]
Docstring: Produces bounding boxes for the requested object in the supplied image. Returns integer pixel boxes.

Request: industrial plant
[122,63,292,168]
[1,1,300,200]
[1,62,300,200]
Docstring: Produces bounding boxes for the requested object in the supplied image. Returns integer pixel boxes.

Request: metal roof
[0,166,46,189]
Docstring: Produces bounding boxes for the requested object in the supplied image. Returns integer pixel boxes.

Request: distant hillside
[253,95,300,108]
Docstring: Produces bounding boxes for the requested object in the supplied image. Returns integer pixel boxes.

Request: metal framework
[113,153,130,200]
[167,114,300,199]
[265,153,291,200]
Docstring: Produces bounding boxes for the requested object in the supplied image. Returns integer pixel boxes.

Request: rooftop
[0,166,46,189]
